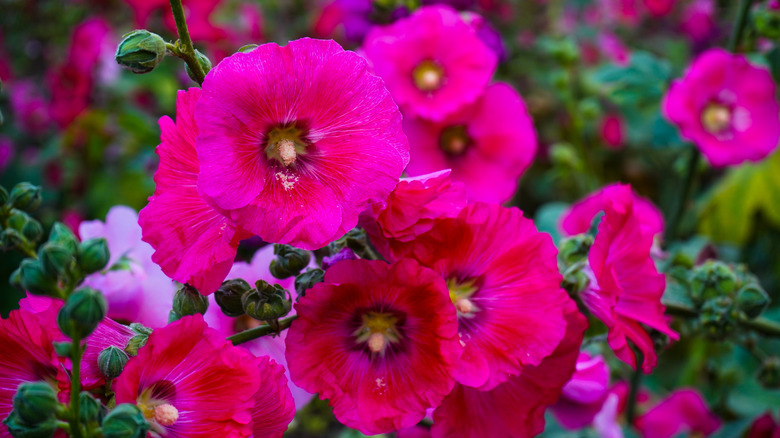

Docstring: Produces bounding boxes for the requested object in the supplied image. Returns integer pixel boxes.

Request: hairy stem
[227,315,298,345]
[68,337,84,438]
[665,146,700,243]
[168,0,206,85]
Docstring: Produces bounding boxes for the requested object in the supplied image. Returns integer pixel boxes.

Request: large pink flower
[403,83,537,204]
[581,184,678,373]
[636,389,721,438]
[115,315,293,437]
[285,259,461,435]
[663,48,780,167]
[430,300,587,438]
[195,38,408,250]
[362,5,497,121]
[550,353,610,429]
[139,87,252,295]
[388,203,570,390]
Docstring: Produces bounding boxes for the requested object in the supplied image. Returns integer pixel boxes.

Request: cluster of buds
[0,183,42,256]
[269,244,311,279]
[115,29,212,83]
[214,278,293,325]
[169,283,210,322]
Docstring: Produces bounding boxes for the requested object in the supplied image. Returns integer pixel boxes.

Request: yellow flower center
[439,125,471,156]
[412,60,445,92]
[353,311,402,355]
[448,278,479,316]
[701,103,732,134]
[265,124,308,167]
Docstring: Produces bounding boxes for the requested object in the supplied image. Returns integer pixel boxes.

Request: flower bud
[699,296,735,341]
[185,49,212,83]
[237,44,258,53]
[558,235,594,266]
[19,259,59,297]
[124,324,151,357]
[170,284,209,322]
[12,382,58,424]
[115,30,166,74]
[49,222,79,253]
[757,356,780,389]
[102,404,151,438]
[294,268,324,298]
[79,392,104,423]
[98,345,129,380]
[215,279,251,317]
[269,244,311,279]
[9,267,23,292]
[242,280,292,321]
[0,185,8,205]
[78,238,110,274]
[1,228,26,251]
[39,242,74,278]
[755,8,780,40]
[735,283,770,319]
[57,288,107,339]
[550,143,581,169]
[9,182,42,211]
[2,411,57,438]
[690,260,737,305]
[7,209,32,231]
[53,341,72,357]
[21,219,43,244]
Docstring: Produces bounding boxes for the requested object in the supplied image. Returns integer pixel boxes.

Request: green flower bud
[78,238,110,274]
[550,143,581,169]
[237,44,258,53]
[735,283,770,319]
[215,279,251,317]
[9,267,23,292]
[9,183,42,211]
[562,269,589,296]
[185,49,212,83]
[98,346,129,380]
[578,98,601,121]
[699,296,735,341]
[690,261,737,305]
[757,356,780,389]
[1,228,27,251]
[558,235,594,266]
[19,259,59,297]
[2,411,57,438]
[12,382,58,424]
[102,404,151,438]
[115,30,166,74]
[57,288,107,339]
[53,341,72,357]
[294,268,324,298]
[39,242,74,278]
[21,220,43,244]
[7,209,31,231]
[79,392,104,423]
[49,222,79,253]
[755,9,780,40]
[242,280,292,321]
[0,185,8,205]
[125,324,152,355]
[269,244,311,279]
[170,284,209,321]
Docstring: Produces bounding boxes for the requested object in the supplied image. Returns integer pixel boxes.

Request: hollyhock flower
[431,300,587,438]
[360,169,467,257]
[403,83,537,204]
[593,392,624,438]
[746,411,780,438]
[560,183,664,237]
[580,185,678,373]
[195,38,408,250]
[115,315,294,437]
[204,245,314,410]
[635,389,721,438]
[122,0,169,27]
[680,0,716,44]
[550,353,610,429]
[388,203,570,390]
[462,12,507,62]
[285,259,461,435]
[8,80,50,134]
[663,48,780,167]
[598,32,631,66]
[601,114,625,149]
[139,88,252,295]
[363,5,497,121]
[0,137,14,172]
[82,206,176,327]
[642,0,674,16]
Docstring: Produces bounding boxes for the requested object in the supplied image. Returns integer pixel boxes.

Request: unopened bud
[215,279,251,317]
[49,222,79,253]
[1,228,26,250]
[690,261,737,305]
[0,185,8,205]
[185,49,212,83]
[7,209,31,231]
[242,280,292,321]
[79,392,104,423]
[102,404,150,438]
[57,287,107,339]
[78,238,110,274]
[550,143,581,169]
[757,357,780,389]
[9,267,23,292]
[53,341,72,357]
[170,284,209,322]
[735,283,770,319]
[269,244,311,279]
[115,30,166,74]
[699,296,735,341]
[124,323,151,357]
[237,44,258,53]
[9,182,41,211]
[12,382,58,424]
[559,235,594,266]
[98,346,129,380]
[21,220,43,243]
[39,242,74,277]
[755,8,780,40]
[19,259,59,297]
[2,411,57,438]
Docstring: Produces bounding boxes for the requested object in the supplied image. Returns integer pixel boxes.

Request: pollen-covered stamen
[439,125,471,156]
[276,139,297,166]
[448,277,480,316]
[265,124,308,167]
[367,332,387,353]
[153,403,179,426]
[455,297,475,315]
[354,311,402,355]
[413,60,445,92]
[701,103,732,134]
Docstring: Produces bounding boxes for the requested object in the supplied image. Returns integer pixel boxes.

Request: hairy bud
[115,30,166,74]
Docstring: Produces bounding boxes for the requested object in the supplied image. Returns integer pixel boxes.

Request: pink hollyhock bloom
[139,88,252,295]
[122,0,169,27]
[550,353,610,429]
[642,0,675,16]
[360,169,467,256]
[663,48,780,167]
[115,315,294,437]
[81,206,176,327]
[581,185,678,373]
[403,83,537,204]
[195,38,408,250]
[0,137,14,173]
[561,183,664,237]
[636,389,721,438]
[9,80,50,134]
[431,300,587,438]
[362,5,497,121]
[388,203,570,390]
[593,392,625,438]
[285,259,461,435]
[746,411,780,438]
[679,0,716,43]
[601,114,625,149]
[598,32,631,66]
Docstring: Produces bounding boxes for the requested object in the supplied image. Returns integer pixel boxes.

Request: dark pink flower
[285,259,461,435]
[679,0,716,43]
[636,389,721,438]
[195,38,409,250]
[561,183,664,237]
[388,203,570,390]
[600,114,625,149]
[746,411,780,438]
[403,83,537,204]
[122,0,169,27]
[642,0,674,16]
[581,184,678,373]
[550,353,610,429]
[139,88,252,295]
[8,80,50,134]
[363,5,497,121]
[431,300,587,438]
[663,48,780,167]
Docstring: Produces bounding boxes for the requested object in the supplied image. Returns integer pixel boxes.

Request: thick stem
[68,337,84,438]
[665,147,700,243]
[625,348,644,428]
[168,0,206,85]
[227,315,298,345]
[728,0,754,53]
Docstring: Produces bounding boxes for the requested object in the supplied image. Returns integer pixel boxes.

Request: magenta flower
[115,315,294,437]
[550,353,610,429]
[430,301,587,438]
[285,259,462,435]
[363,5,497,121]
[388,203,570,390]
[679,0,716,43]
[636,389,721,438]
[581,184,678,373]
[195,38,408,250]
[642,0,674,16]
[403,83,537,204]
[663,48,780,167]
[600,114,626,149]
[139,88,252,295]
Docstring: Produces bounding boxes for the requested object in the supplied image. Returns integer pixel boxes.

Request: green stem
[626,348,644,427]
[728,0,754,53]
[665,302,780,338]
[665,146,700,243]
[168,0,206,85]
[68,337,84,438]
[227,315,298,345]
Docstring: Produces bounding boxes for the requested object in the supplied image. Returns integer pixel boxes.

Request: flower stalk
[168,0,206,85]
